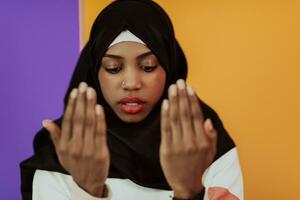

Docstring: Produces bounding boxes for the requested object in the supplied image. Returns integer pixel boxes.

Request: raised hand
[42,82,109,197]
[160,79,218,199]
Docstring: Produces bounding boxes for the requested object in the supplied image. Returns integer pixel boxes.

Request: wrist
[76,181,106,197]
[173,192,197,200]
[85,184,105,197]
[173,185,204,200]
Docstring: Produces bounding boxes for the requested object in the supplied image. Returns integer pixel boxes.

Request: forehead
[105,41,151,55]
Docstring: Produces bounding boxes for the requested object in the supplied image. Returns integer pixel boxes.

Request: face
[98,41,166,123]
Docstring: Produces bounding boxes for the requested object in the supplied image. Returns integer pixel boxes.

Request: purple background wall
[0,1,79,199]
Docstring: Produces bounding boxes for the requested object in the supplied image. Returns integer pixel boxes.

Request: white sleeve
[202,147,244,200]
[32,170,112,200]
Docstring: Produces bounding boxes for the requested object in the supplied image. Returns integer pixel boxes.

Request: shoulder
[202,147,244,200]
[33,170,173,200]
[33,170,72,199]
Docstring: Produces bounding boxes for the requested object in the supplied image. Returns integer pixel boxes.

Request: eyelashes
[104,65,158,74]
[105,67,121,74]
[141,65,158,72]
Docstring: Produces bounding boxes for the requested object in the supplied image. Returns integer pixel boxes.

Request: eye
[141,65,157,72]
[105,67,122,74]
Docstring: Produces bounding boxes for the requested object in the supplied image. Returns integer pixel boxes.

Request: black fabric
[20,0,235,199]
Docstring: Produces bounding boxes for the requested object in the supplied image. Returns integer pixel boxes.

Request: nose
[122,67,142,90]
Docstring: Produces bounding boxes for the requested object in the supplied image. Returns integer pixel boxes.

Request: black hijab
[20,0,235,199]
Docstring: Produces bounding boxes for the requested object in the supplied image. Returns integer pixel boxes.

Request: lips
[118,97,145,104]
[118,97,145,114]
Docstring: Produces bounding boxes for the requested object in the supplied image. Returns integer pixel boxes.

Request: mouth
[118,97,146,114]
[119,102,145,114]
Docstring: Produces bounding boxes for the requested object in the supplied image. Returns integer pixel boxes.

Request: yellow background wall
[79,1,300,199]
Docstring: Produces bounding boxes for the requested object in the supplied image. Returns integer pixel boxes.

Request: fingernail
[162,99,169,110]
[170,84,177,96]
[79,82,87,93]
[42,119,50,127]
[70,89,78,99]
[187,86,194,96]
[86,87,93,100]
[177,79,185,90]
[96,104,102,115]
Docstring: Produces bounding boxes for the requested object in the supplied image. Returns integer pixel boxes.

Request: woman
[20,0,243,199]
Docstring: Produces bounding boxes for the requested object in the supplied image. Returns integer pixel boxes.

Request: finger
[187,86,208,145]
[168,84,182,145]
[95,104,107,147]
[42,119,61,148]
[204,118,218,148]
[176,79,195,143]
[61,88,77,143]
[160,99,172,146]
[71,82,88,147]
[83,87,97,150]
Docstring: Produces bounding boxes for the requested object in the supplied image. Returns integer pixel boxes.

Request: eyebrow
[103,51,153,60]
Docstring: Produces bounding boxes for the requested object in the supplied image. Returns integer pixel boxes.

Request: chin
[118,113,148,123]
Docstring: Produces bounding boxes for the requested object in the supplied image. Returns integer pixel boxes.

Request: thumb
[42,119,61,146]
[204,118,217,144]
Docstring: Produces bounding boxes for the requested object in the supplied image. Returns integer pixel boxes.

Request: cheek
[156,75,166,93]
[147,69,166,98]
[98,69,115,103]
[156,68,167,90]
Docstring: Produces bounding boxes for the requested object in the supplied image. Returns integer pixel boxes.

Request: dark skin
[43,79,217,199]
[160,79,217,199]
[43,83,109,197]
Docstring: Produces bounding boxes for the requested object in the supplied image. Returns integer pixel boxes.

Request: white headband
[108,30,145,48]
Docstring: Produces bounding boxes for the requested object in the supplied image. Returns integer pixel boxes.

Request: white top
[32,147,243,200]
